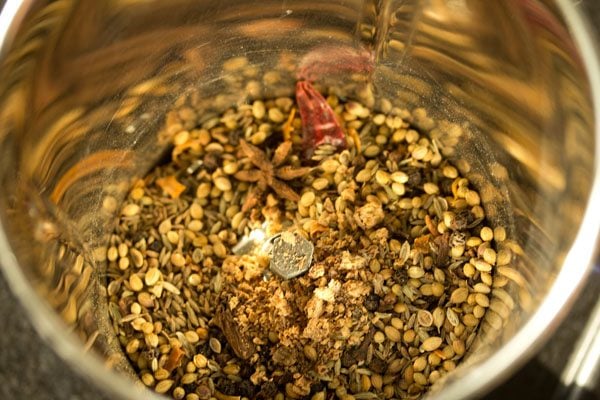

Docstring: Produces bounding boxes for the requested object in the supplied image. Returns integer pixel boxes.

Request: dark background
[0,1,599,399]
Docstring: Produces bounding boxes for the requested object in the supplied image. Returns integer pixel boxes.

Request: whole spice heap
[105,86,509,400]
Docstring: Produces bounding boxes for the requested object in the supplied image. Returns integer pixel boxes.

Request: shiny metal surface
[0,0,598,399]
[559,291,600,399]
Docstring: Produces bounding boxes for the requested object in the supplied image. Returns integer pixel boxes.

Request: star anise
[234,139,310,212]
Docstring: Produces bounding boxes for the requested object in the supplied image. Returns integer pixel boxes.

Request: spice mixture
[105,83,508,400]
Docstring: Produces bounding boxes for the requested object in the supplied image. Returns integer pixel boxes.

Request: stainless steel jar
[0,0,598,399]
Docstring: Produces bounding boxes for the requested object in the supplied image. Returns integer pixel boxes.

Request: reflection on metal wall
[0,0,595,398]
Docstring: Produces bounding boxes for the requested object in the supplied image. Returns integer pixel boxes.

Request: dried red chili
[295,80,346,158]
[297,45,375,83]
